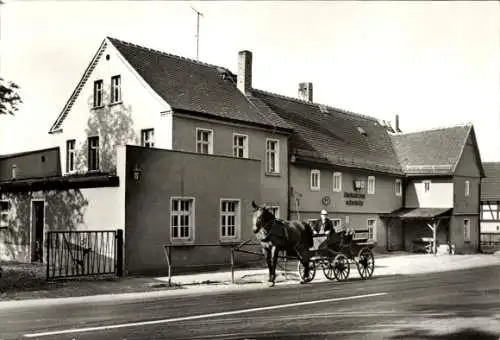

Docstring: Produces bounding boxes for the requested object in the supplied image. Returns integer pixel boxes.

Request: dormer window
[357,127,367,136]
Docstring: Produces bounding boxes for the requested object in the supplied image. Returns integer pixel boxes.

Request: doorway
[31,200,45,263]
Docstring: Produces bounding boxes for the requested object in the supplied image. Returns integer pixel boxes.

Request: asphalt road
[2,265,500,340]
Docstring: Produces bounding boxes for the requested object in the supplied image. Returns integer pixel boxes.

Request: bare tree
[0,77,22,115]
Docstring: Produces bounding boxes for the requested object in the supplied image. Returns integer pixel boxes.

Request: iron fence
[46,230,123,280]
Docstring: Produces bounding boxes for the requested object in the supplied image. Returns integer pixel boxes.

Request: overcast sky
[1,0,499,161]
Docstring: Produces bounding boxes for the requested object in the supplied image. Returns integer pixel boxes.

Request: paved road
[2,265,500,340]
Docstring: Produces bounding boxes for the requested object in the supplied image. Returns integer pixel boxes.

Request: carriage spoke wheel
[332,254,350,281]
[356,247,375,279]
[297,259,316,283]
[322,256,336,281]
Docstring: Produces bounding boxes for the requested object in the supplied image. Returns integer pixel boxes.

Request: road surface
[2,265,500,339]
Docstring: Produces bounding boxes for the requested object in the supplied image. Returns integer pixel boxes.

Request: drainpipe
[478,179,482,253]
[287,143,292,221]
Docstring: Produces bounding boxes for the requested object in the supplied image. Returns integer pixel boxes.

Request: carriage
[297,228,375,283]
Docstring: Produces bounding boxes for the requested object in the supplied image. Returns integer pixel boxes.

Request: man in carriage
[313,210,354,257]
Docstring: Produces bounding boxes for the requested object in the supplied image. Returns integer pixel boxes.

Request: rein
[257,218,289,243]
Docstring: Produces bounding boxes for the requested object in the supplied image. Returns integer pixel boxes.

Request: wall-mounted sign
[344,192,366,199]
[344,192,365,206]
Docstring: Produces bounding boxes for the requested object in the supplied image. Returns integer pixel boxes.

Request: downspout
[287,142,292,221]
[478,178,482,253]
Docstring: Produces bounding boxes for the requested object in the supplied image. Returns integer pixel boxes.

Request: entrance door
[31,201,45,263]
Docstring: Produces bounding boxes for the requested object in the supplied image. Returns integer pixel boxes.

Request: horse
[251,201,314,287]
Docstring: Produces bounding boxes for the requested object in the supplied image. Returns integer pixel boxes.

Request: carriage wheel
[356,247,375,279]
[322,259,336,281]
[297,259,316,283]
[332,254,350,281]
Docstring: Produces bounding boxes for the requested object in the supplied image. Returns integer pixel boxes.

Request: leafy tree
[0,77,22,115]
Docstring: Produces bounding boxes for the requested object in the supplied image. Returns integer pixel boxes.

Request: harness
[258,219,289,244]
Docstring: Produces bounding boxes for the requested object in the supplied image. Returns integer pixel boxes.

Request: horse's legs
[262,247,272,283]
[296,245,310,282]
[270,246,279,284]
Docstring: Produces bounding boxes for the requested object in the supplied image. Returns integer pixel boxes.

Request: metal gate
[46,230,123,280]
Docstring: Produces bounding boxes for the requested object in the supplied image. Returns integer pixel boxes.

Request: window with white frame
[367,176,376,195]
[423,180,431,193]
[0,200,10,229]
[265,139,279,174]
[220,199,240,239]
[395,179,402,196]
[110,75,121,103]
[196,128,213,154]
[367,219,376,241]
[93,80,103,107]
[310,170,320,191]
[464,219,470,243]
[233,134,248,158]
[66,139,76,173]
[269,206,280,218]
[333,172,342,192]
[465,180,470,197]
[87,136,99,171]
[141,129,155,148]
[171,198,195,240]
[345,216,350,225]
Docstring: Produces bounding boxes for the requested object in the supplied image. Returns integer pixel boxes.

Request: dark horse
[251,201,314,287]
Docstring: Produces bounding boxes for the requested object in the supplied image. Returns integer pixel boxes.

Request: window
[196,128,213,154]
[424,180,431,193]
[464,219,470,243]
[465,180,470,197]
[310,170,320,191]
[345,216,350,225]
[110,75,121,103]
[269,206,280,219]
[367,176,376,195]
[93,80,103,107]
[333,172,342,192]
[171,198,195,240]
[265,139,280,174]
[141,129,155,148]
[220,199,240,239]
[481,203,499,221]
[395,179,402,196]
[367,219,376,241]
[0,200,10,229]
[233,134,248,158]
[66,139,76,173]
[88,136,99,171]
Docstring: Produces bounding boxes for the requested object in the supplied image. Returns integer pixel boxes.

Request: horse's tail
[303,221,314,249]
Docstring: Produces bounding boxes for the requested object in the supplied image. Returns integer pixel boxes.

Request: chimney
[298,82,313,102]
[395,114,401,132]
[237,50,252,95]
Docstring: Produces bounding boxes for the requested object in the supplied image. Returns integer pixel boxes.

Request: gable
[49,38,170,134]
[454,127,485,178]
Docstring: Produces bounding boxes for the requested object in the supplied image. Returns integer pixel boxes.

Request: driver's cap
[320,209,328,215]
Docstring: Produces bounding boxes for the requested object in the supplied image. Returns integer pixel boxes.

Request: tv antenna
[191,6,204,60]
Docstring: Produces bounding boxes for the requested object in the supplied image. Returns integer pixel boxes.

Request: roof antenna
[191,6,204,60]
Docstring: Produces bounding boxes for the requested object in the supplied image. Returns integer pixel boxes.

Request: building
[385,124,485,254]
[0,37,486,275]
[479,162,500,253]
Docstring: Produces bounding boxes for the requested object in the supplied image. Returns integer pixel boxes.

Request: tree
[0,77,22,115]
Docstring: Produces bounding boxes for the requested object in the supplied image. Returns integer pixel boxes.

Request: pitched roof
[390,124,474,176]
[49,37,292,134]
[481,162,500,201]
[108,37,291,131]
[382,207,452,219]
[251,89,404,174]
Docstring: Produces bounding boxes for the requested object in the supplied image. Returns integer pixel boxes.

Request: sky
[0,0,499,161]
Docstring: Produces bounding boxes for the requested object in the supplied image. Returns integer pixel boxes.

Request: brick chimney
[237,50,252,95]
[395,114,401,132]
[298,82,313,102]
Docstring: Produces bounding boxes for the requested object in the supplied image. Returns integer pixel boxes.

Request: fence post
[230,247,235,284]
[46,232,50,280]
[116,229,124,277]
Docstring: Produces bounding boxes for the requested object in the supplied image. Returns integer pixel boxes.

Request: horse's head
[251,200,276,234]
